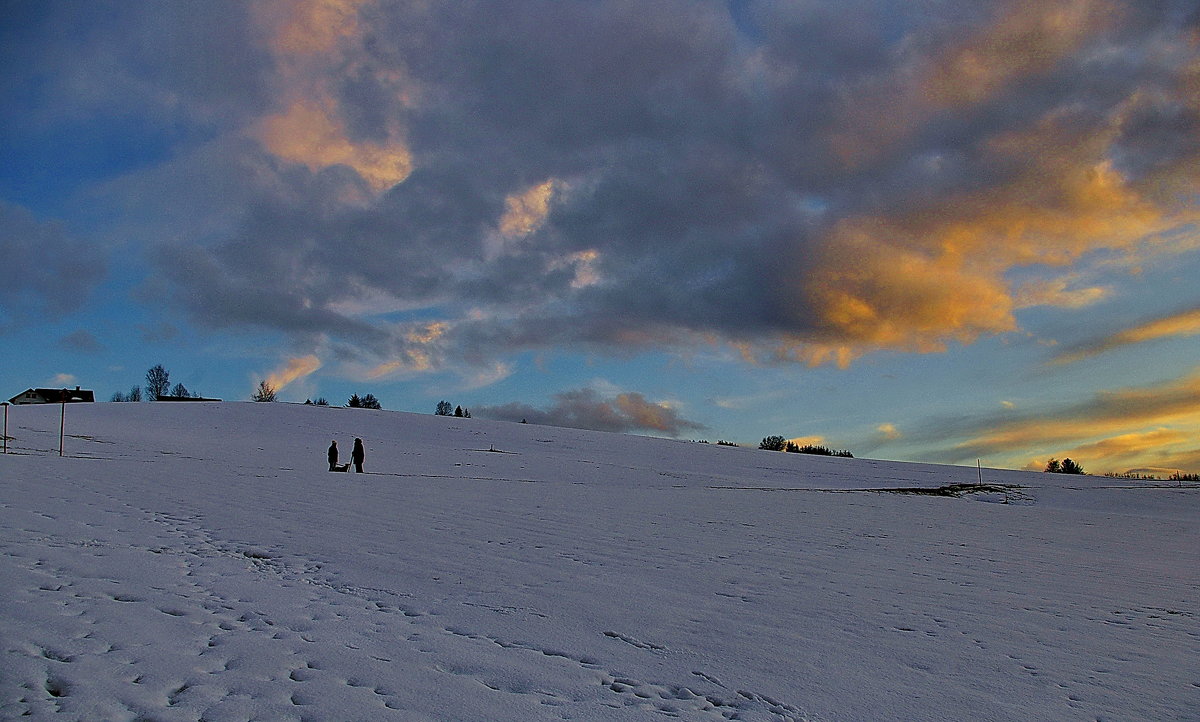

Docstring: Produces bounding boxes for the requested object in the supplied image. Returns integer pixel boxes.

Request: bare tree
[145,365,170,400]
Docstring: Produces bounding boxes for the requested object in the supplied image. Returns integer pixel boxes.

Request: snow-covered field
[0,402,1196,721]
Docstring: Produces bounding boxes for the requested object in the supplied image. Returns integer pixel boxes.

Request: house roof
[7,388,96,404]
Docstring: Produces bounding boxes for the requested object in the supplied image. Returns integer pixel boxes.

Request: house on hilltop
[7,387,96,405]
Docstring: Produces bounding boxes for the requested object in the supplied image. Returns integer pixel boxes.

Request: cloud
[0,202,107,330]
[1058,429,1192,469]
[265,355,323,391]
[1052,306,1200,364]
[17,1,1199,373]
[1014,277,1111,309]
[876,423,902,441]
[925,368,1200,471]
[475,388,705,437]
[251,0,412,195]
[58,330,104,355]
[921,0,1118,109]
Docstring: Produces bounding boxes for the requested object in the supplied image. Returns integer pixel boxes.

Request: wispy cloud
[265,355,323,391]
[928,368,1200,472]
[1052,307,1200,364]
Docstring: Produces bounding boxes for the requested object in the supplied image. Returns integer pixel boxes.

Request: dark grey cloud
[1,0,271,136]
[0,202,106,330]
[475,388,706,437]
[58,330,104,354]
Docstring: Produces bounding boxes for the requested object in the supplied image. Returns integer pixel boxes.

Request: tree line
[758,435,854,457]
[1043,458,1085,474]
[434,401,471,417]
[111,364,202,401]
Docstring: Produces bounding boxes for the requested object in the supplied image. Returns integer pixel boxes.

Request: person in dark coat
[328,440,339,471]
[352,438,365,473]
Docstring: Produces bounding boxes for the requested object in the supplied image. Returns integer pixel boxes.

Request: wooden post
[2,402,7,454]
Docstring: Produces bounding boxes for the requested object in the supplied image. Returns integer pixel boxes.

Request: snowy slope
[0,402,1196,721]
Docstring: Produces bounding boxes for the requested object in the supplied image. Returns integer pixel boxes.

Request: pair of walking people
[328,438,365,473]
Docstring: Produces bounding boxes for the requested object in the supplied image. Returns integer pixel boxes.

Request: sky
[2,0,1199,475]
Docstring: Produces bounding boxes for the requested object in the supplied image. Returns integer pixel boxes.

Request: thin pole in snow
[977,458,983,486]
[59,391,66,457]
[2,403,7,454]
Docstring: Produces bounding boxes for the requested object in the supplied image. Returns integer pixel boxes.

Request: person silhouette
[328,440,339,471]
[352,438,365,473]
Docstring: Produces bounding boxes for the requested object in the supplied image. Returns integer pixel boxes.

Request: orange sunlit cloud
[252,0,413,193]
[266,355,322,391]
[791,118,1198,364]
[949,369,1200,472]
[1052,307,1200,364]
[257,100,413,192]
[791,0,1200,368]
[499,180,557,238]
[365,322,450,378]
[1014,277,1111,309]
[876,423,902,441]
[261,0,367,56]
[1052,429,1192,470]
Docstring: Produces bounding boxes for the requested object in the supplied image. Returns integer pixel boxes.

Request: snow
[1,402,1196,721]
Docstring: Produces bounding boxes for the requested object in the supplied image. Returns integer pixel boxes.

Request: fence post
[2,402,7,454]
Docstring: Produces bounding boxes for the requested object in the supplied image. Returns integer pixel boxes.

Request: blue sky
[3,0,1200,474]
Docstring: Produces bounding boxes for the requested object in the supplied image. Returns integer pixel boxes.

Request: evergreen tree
[252,380,277,402]
[1060,458,1085,475]
[436,400,453,416]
